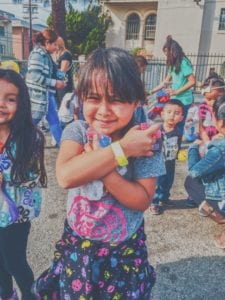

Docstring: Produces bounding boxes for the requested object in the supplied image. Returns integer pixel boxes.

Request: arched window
[126,13,140,40]
[144,14,157,40]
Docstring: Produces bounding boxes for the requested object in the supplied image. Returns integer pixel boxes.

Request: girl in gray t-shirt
[33,47,165,300]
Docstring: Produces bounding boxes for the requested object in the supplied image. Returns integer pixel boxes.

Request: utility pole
[23,0,38,53]
[28,0,33,52]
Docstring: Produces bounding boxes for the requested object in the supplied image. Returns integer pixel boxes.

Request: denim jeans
[33,92,62,145]
[153,159,175,205]
[184,175,225,217]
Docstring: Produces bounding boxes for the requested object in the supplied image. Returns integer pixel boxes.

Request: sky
[0,0,98,25]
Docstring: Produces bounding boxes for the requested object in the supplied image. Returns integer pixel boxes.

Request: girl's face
[0,79,18,126]
[45,40,58,54]
[83,72,137,140]
[204,88,224,106]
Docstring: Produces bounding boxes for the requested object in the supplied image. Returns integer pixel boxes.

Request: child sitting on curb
[150,99,184,215]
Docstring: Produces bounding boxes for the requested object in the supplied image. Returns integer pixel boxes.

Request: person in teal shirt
[151,35,196,133]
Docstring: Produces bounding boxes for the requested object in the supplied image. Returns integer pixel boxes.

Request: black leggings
[0,222,35,300]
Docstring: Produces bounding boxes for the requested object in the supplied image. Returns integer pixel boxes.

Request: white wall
[153,0,204,57]
[208,0,225,53]
[104,3,157,53]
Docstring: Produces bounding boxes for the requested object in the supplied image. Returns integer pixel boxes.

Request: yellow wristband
[111,141,128,167]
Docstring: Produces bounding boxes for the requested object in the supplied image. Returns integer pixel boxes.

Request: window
[0,26,5,37]
[219,8,225,30]
[126,13,140,40]
[144,14,157,40]
[43,0,50,7]
[12,0,22,3]
[0,44,5,55]
[32,6,38,14]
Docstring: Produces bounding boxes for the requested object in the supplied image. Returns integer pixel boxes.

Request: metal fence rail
[143,53,225,92]
[2,53,225,93]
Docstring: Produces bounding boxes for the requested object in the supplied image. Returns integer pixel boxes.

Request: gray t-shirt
[62,120,166,243]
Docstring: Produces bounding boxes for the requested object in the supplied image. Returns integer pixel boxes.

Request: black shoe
[185,198,198,208]
[161,199,175,207]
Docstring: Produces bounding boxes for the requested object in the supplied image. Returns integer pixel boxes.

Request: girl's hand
[166,88,177,96]
[55,80,67,89]
[193,139,203,145]
[84,133,99,153]
[120,123,160,157]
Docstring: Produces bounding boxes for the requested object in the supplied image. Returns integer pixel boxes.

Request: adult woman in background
[26,29,66,146]
[54,36,74,106]
[151,35,196,133]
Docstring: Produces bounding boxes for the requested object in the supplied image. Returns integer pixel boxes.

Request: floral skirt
[33,220,156,300]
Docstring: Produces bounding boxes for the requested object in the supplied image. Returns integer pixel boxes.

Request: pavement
[27,142,225,300]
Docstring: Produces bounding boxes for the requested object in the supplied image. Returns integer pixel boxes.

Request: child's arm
[188,143,224,178]
[199,122,210,143]
[102,171,156,211]
[167,74,195,96]
[56,124,160,188]
[151,74,172,94]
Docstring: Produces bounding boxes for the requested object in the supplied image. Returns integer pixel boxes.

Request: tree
[51,0,66,41]
[66,5,111,56]
[48,2,110,56]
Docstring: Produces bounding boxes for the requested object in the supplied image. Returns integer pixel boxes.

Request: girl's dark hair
[34,29,58,46]
[163,35,189,73]
[213,95,225,121]
[134,55,148,67]
[0,69,47,187]
[77,47,145,105]
[164,99,184,114]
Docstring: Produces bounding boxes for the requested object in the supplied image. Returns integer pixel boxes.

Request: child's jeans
[0,222,35,300]
[33,92,62,145]
[184,176,225,216]
[152,159,175,205]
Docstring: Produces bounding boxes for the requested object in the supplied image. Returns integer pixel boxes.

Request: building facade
[102,0,225,57]
[0,11,14,59]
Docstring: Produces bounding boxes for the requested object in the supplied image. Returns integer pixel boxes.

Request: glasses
[201,85,225,95]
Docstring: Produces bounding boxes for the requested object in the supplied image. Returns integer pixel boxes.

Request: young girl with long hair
[53,36,74,105]
[0,69,47,300]
[151,35,196,132]
[33,47,165,299]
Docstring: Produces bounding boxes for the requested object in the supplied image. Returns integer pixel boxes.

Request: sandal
[214,231,225,249]
[198,201,225,224]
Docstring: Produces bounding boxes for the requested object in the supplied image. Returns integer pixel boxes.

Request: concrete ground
[28,145,225,300]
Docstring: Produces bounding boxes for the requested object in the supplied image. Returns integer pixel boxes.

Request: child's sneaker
[185,198,198,208]
[150,205,161,215]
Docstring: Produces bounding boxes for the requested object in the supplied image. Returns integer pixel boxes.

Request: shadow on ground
[152,256,225,300]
